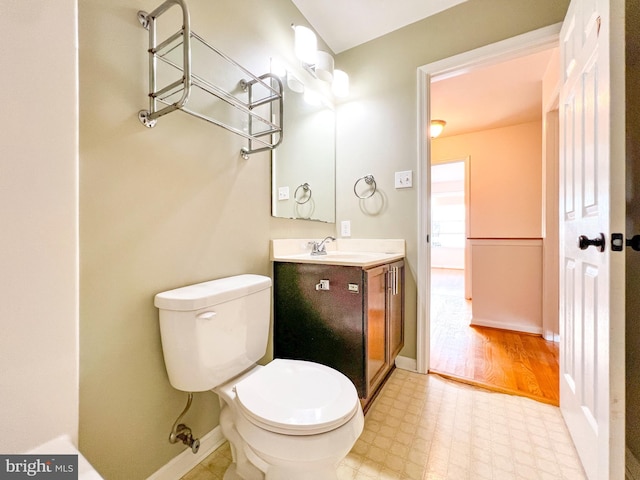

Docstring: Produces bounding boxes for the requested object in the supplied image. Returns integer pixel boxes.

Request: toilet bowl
[215,359,364,480]
[155,275,364,480]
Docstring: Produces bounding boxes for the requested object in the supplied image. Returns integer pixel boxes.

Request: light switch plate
[341,220,351,237]
[395,170,413,189]
[278,186,289,200]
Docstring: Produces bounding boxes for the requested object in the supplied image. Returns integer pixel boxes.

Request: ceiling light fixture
[293,24,349,98]
[430,120,446,138]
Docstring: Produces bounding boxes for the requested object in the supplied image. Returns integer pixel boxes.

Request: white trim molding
[470,317,543,336]
[395,355,418,372]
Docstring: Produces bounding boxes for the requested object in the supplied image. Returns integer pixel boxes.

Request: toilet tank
[154,274,272,392]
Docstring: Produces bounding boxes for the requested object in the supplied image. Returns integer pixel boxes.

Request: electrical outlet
[395,170,413,188]
[341,220,351,237]
[278,186,289,200]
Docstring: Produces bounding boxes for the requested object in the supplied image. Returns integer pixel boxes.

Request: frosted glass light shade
[286,73,304,93]
[294,25,317,65]
[315,51,334,82]
[430,120,446,138]
[332,69,349,98]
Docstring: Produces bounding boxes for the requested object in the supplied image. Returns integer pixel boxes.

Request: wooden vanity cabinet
[273,259,404,410]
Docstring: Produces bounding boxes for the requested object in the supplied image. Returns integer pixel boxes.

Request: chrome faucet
[309,236,336,255]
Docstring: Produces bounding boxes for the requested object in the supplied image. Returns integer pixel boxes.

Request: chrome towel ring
[354,175,377,199]
[294,183,312,204]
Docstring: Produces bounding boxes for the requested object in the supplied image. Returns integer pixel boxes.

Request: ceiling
[291,0,467,54]
[291,0,556,139]
[430,48,555,138]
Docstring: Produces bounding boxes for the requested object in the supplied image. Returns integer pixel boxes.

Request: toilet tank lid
[154,274,271,311]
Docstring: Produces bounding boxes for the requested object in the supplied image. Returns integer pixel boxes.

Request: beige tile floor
[181,369,586,480]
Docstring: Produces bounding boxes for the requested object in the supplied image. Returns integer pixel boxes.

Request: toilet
[154,274,364,480]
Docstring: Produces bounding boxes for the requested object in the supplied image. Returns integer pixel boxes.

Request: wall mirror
[271,63,336,223]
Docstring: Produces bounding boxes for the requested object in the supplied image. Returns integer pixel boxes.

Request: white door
[559,0,625,478]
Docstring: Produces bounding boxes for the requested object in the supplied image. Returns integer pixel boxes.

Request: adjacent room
[428,50,561,406]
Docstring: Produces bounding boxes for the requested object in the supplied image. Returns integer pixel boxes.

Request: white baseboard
[147,426,225,480]
[543,331,561,342]
[395,355,417,372]
[470,317,543,335]
[627,447,640,480]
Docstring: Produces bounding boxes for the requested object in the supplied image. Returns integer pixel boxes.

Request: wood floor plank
[429,268,560,406]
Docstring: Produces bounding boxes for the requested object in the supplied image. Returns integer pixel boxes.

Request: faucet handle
[318,236,335,253]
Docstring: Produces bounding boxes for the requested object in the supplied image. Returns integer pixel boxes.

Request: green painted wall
[335,0,570,359]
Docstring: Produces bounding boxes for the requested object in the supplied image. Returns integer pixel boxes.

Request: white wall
[433,122,543,238]
[0,0,79,452]
[433,122,544,333]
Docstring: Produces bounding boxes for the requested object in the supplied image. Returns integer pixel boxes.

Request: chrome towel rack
[137,0,283,159]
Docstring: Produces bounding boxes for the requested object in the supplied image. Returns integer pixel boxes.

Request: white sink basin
[317,252,381,260]
[270,239,405,267]
[274,251,402,267]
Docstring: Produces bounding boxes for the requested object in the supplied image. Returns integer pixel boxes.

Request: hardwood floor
[429,268,560,405]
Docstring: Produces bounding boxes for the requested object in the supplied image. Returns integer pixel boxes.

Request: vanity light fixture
[293,24,349,98]
[430,120,447,138]
[286,72,305,93]
[315,51,334,82]
[293,25,317,64]
[271,60,305,93]
[332,69,349,98]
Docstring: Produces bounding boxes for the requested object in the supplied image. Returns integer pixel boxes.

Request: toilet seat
[234,359,360,435]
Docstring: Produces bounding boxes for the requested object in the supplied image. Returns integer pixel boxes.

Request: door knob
[578,233,605,252]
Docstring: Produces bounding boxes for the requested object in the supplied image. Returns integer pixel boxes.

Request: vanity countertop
[271,238,405,268]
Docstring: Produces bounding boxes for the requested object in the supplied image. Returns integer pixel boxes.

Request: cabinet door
[365,265,389,395]
[388,261,404,359]
[273,262,366,396]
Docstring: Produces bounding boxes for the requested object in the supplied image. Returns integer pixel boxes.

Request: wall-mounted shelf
[137,0,283,159]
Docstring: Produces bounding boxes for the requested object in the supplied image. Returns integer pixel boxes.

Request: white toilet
[154,274,364,480]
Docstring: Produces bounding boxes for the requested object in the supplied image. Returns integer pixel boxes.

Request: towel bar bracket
[138,110,157,128]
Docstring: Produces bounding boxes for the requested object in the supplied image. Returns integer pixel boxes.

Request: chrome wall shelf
[137,0,283,158]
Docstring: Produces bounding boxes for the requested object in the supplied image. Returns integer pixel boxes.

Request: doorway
[416,9,626,478]
[415,24,562,380]
[430,161,467,273]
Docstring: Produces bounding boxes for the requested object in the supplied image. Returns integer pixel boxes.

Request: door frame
[415,24,562,374]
